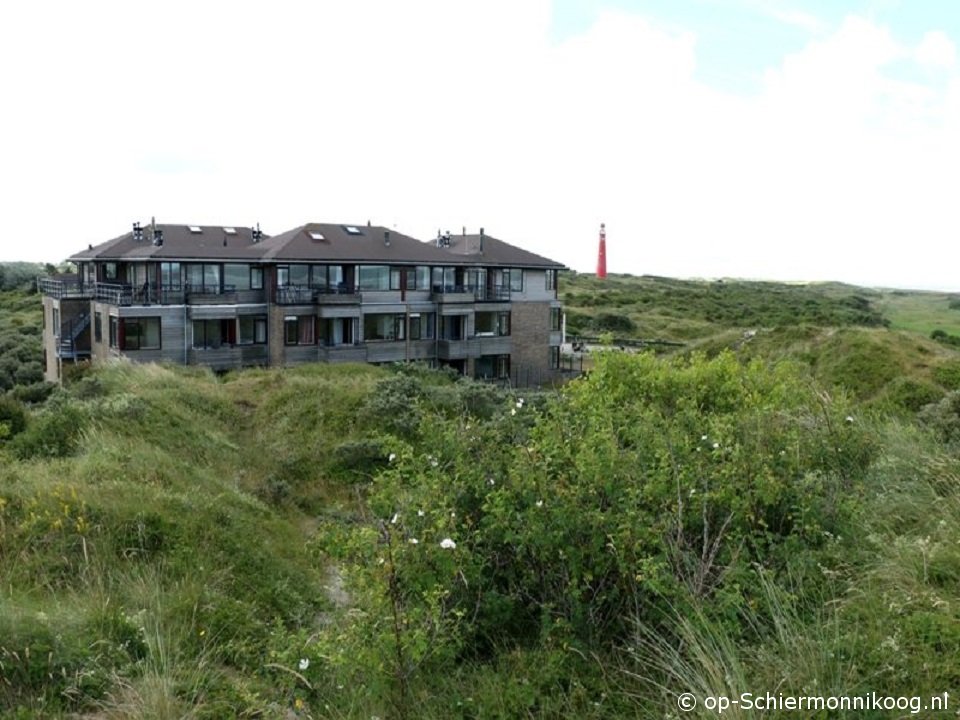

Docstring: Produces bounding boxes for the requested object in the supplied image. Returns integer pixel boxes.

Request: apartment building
[39,221,565,386]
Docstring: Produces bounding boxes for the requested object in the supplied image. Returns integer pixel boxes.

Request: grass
[6,273,960,716]
[874,289,960,336]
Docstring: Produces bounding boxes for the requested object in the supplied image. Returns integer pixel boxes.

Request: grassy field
[874,289,960,336]
[4,272,960,717]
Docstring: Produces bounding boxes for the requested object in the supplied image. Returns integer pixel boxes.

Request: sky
[1,0,958,290]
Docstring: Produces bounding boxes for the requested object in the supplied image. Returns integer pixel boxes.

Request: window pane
[250,267,263,290]
[289,265,309,286]
[358,266,389,290]
[224,264,251,291]
[238,316,254,344]
[204,264,220,291]
[186,264,204,289]
[416,266,430,290]
[143,318,160,349]
[298,316,314,344]
[255,318,267,343]
[285,317,298,345]
[510,269,523,292]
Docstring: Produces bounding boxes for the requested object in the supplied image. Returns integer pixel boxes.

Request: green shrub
[0,395,27,438]
[10,399,87,459]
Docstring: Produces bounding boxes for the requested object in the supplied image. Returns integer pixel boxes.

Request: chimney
[479,227,484,254]
[596,223,607,279]
[153,228,163,247]
[132,221,143,242]
[384,229,391,246]
[252,222,262,243]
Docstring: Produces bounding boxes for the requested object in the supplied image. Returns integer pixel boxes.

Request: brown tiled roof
[435,233,565,269]
[258,223,456,264]
[70,224,267,261]
[70,222,566,269]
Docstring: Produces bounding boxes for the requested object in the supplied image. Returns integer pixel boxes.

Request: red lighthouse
[596,223,607,279]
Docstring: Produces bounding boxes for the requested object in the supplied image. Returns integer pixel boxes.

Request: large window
[475,311,510,336]
[432,267,456,292]
[224,264,252,291]
[550,307,561,332]
[406,266,431,290]
[161,262,181,289]
[510,269,523,292]
[546,269,557,292]
[250,267,263,290]
[94,312,103,343]
[193,319,234,349]
[109,317,118,348]
[409,313,435,340]
[285,316,315,345]
[103,263,119,281]
[364,313,405,341]
[550,347,561,369]
[358,266,399,291]
[319,317,355,346]
[122,317,161,351]
[238,316,267,345]
[441,315,465,341]
[185,264,221,293]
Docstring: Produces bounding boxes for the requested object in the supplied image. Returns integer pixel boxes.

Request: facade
[39,222,565,386]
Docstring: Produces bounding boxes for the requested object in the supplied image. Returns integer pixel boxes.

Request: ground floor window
[109,317,118,348]
[285,316,315,345]
[475,354,510,380]
[122,317,161,351]
[238,316,267,345]
[408,313,435,340]
[193,319,235,349]
[319,317,355,346]
[94,312,103,343]
[364,313,405,341]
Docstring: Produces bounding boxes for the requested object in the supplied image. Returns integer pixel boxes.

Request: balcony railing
[37,277,95,299]
[431,284,511,302]
[275,284,359,305]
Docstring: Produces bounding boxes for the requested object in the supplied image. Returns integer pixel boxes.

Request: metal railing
[432,284,511,301]
[37,277,95,299]
[275,284,359,304]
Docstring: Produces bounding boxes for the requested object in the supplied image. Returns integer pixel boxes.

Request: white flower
[712,442,719,449]
[408,538,419,545]
[388,453,396,462]
[515,401,523,409]
[511,408,516,416]
[390,513,399,525]
[299,658,310,671]
[430,457,439,467]
[487,477,495,486]
[518,397,525,405]
[535,500,544,508]
[450,511,456,517]
[845,415,854,423]
[417,509,425,517]
[440,538,457,550]
[701,435,708,440]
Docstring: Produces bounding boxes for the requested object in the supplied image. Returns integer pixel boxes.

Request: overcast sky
[1,1,958,290]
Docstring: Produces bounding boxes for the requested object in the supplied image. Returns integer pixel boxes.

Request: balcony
[92,283,266,306]
[431,284,511,303]
[37,277,95,300]
[188,344,269,369]
[438,338,481,360]
[275,285,360,305]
